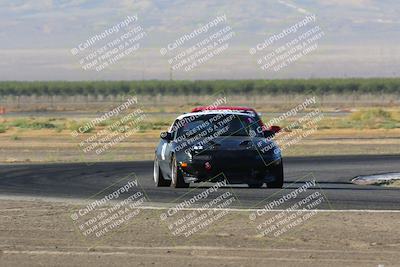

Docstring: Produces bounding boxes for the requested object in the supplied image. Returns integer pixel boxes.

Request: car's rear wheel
[266,160,284,188]
[154,156,171,187]
[171,155,189,188]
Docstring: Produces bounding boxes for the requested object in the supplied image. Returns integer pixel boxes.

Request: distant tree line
[0,79,399,97]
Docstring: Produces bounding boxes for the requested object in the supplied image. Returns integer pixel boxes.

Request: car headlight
[185,150,193,160]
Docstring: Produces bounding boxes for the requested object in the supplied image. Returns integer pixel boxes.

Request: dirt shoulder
[0,199,399,266]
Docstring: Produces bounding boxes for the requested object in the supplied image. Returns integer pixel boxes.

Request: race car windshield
[176,114,262,138]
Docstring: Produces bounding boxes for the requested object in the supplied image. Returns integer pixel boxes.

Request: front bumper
[178,150,282,184]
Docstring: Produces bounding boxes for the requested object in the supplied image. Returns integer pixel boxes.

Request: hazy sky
[0,0,399,80]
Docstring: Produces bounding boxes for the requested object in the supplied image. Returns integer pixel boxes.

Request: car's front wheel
[154,156,171,187]
[266,160,284,188]
[170,155,189,188]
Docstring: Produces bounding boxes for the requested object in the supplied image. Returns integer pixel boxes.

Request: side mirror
[160,131,173,141]
[263,125,281,139]
[270,125,281,134]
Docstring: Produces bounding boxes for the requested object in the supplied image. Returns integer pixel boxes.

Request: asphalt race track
[0,154,399,210]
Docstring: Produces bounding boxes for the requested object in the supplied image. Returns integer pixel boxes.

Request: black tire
[154,156,171,187]
[266,160,284,188]
[248,183,264,188]
[170,155,189,188]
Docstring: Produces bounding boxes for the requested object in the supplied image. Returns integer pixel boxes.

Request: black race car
[154,110,283,188]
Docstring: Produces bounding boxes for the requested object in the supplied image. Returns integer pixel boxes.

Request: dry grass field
[1,94,399,163]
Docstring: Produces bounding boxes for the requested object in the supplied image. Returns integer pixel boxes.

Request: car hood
[179,136,277,151]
